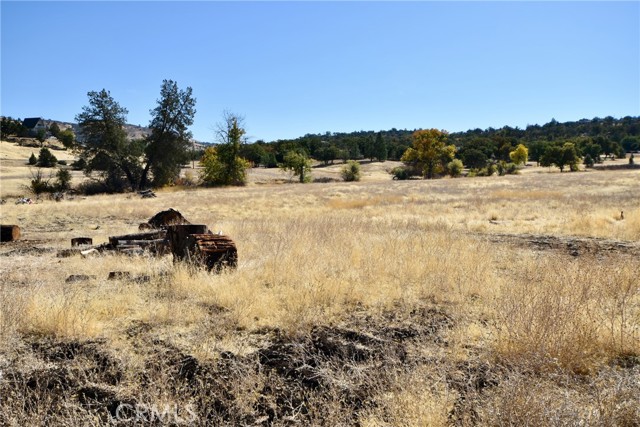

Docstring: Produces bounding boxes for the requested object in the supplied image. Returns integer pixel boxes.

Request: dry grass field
[0,139,639,425]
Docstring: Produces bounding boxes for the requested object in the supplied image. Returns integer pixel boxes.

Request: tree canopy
[401,129,456,179]
[141,80,196,188]
[201,112,250,186]
[75,81,196,192]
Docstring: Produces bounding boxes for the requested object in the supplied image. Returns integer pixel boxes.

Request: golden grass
[361,367,456,426]
[0,151,638,424]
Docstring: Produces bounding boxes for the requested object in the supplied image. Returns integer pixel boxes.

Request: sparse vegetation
[279,150,312,183]
[200,112,250,186]
[340,160,361,181]
[1,111,639,425]
[1,163,638,425]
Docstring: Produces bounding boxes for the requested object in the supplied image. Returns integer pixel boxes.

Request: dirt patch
[0,305,454,425]
[480,232,640,258]
[0,240,55,256]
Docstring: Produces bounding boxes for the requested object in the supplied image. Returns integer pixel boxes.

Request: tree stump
[1,225,20,242]
[71,237,93,247]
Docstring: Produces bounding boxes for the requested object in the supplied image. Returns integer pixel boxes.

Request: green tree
[540,146,562,170]
[54,168,72,191]
[37,147,57,167]
[621,136,640,153]
[540,143,580,172]
[28,152,37,165]
[509,144,528,165]
[461,148,488,169]
[583,154,595,168]
[201,112,250,186]
[36,128,47,145]
[316,144,339,165]
[280,150,312,183]
[373,132,387,162]
[341,160,361,181]
[49,122,61,138]
[140,79,196,188]
[1,116,27,136]
[527,141,549,166]
[581,142,602,164]
[58,129,75,149]
[200,146,223,184]
[561,143,581,171]
[75,89,143,191]
[401,129,456,179]
[239,142,267,167]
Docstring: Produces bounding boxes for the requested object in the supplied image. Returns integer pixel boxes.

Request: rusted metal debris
[166,225,238,272]
[1,225,21,242]
[139,208,191,230]
[57,209,237,272]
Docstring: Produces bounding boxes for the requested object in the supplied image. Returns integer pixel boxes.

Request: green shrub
[447,159,463,177]
[77,180,111,195]
[584,154,595,168]
[37,147,57,167]
[72,158,87,171]
[341,160,361,182]
[390,166,411,180]
[505,162,519,175]
[28,168,53,195]
[54,169,72,192]
[313,177,339,183]
[28,153,37,165]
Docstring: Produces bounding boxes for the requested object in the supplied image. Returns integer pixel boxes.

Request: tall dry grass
[0,166,638,424]
[493,253,640,374]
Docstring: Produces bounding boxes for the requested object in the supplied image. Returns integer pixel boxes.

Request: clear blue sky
[2,1,639,142]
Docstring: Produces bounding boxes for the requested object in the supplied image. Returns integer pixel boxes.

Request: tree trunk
[1,225,20,242]
[139,163,151,190]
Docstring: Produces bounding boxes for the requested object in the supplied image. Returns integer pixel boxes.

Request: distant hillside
[23,118,209,148]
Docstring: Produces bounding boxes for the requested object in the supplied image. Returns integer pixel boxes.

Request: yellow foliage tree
[509,143,529,166]
[401,129,456,179]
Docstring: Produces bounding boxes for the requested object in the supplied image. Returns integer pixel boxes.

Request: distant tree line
[239,128,409,169]
[5,100,639,191]
[451,116,639,169]
[238,116,638,174]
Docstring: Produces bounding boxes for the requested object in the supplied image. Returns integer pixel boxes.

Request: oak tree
[401,129,456,179]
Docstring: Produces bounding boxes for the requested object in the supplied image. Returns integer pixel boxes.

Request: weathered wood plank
[108,230,166,246]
